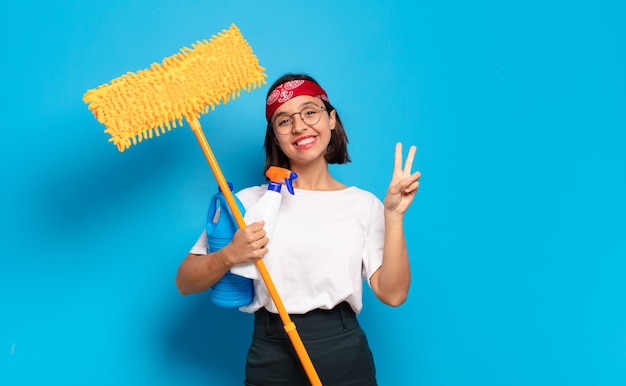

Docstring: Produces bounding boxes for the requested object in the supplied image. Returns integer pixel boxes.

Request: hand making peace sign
[384,142,421,216]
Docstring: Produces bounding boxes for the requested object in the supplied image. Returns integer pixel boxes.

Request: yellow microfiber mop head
[83,24,267,151]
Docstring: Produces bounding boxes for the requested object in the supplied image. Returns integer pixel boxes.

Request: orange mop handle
[187,117,322,386]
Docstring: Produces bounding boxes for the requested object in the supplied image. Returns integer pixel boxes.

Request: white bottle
[230,166,297,279]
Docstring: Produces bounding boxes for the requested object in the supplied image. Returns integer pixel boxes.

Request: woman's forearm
[374,211,411,306]
[176,221,270,295]
[175,249,232,295]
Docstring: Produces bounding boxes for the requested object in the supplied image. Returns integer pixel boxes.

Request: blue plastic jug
[206,183,254,307]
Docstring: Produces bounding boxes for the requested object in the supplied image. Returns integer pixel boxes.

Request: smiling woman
[263,75,352,175]
[175,73,421,385]
[3,0,625,385]
[270,93,339,175]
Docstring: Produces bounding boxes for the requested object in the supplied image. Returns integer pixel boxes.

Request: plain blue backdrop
[2,1,625,385]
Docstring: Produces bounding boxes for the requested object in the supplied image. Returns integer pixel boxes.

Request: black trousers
[244,302,377,386]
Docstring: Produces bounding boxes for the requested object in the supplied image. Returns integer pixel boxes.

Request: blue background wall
[2,1,625,385]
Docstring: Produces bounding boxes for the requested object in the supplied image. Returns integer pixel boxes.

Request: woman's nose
[292,114,309,133]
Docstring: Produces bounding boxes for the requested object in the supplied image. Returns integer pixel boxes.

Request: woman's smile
[293,135,318,150]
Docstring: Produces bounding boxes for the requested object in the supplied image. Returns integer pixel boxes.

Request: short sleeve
[189,230,208,255]
[361,196,385,284]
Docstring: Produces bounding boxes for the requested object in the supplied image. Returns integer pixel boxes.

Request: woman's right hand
[222,220,269,267]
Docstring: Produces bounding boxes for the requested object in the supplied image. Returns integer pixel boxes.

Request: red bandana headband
[266,79,329,122]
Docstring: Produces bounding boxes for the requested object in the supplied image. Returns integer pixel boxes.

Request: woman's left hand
[384,142,421,216]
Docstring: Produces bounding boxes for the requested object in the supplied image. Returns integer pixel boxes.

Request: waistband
[253,302,359,340]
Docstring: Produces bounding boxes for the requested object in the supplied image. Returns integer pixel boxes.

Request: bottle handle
[206,194,220,233]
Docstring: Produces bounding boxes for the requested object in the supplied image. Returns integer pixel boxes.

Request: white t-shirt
[190,185,385,315]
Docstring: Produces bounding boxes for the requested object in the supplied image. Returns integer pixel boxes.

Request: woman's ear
[329,109,337,130]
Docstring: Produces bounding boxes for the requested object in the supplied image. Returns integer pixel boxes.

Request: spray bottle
[206,182,254,307]
[230,166,298,279]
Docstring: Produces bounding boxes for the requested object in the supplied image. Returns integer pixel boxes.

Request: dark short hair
[263,73,351,173]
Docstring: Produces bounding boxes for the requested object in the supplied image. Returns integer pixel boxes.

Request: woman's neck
[290,162,347,191]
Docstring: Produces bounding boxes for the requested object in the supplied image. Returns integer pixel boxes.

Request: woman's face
[270,95,336,168]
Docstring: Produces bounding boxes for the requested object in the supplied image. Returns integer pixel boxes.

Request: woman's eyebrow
[275,101,317,116]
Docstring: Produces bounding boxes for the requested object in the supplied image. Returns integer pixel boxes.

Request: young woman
[176,74,421,385]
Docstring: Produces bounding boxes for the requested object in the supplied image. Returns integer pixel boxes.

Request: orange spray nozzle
[266,166,298,194]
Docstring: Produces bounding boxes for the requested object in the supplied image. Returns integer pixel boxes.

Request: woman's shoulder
[344,186,382,202]
[318,187,384,218]
[235,184,268,208]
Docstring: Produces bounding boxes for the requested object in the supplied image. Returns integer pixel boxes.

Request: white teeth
[296,137,315,146]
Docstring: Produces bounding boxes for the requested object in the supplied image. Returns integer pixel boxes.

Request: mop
[83,24,322,386]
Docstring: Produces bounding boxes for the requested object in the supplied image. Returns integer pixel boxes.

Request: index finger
[394,142,403,172]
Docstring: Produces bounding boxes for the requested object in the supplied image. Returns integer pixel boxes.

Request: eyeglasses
[271,105,326,135]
